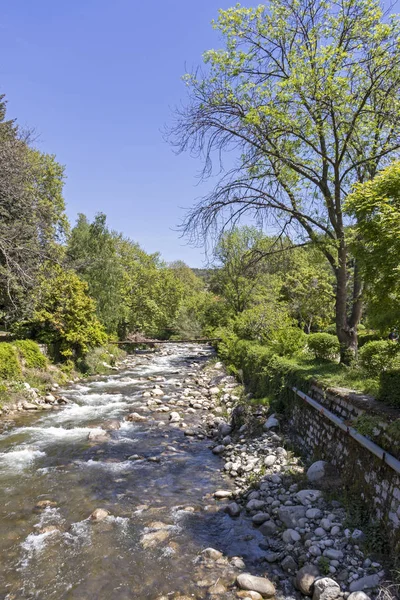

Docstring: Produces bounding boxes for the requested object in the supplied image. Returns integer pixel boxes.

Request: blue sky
[0,0,236,267]
[1,1,398,267]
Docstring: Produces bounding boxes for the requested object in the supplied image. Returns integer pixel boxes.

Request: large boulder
[236,573,275,598]
[295,564,320,596]
[312,577,341,600]
[307,460,328,482]
[349,574,382,592]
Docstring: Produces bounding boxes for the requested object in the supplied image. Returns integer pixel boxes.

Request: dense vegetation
[1,0,400,413]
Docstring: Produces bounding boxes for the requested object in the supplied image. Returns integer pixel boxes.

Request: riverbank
[0,344,395,599]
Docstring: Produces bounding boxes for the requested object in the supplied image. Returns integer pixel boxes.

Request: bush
[358,332,382,348]
[359,340,400,375]
[307,333,340,361]
[379,370,400,407]
[268,327,306,358]
[13,340,47,369]
[0,343,22,380]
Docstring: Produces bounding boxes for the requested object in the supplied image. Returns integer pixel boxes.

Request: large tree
[345,160,400,330]
[0,95,68,326]
[169,0,400,362]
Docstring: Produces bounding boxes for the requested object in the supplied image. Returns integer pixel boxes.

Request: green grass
[284,356,380,396]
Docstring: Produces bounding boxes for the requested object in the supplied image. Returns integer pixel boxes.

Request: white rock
[169,412,181,423]
[296,489,322,505]
[312,577,341,600]
[348,593,371,600]
[236,573,275,598]
[263,415,279,430]
[264,455,277,467]
[307,460,328,482]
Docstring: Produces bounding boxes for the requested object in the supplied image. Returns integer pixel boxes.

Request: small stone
[263,415,279,430]
[296,489,322,506]
[307,508,322,520]
[89,508,110,521]
[259,521,278,536]
[169,412,181,423]
[295,564,320,596]
[281,555,298,572]
[212,445,226,455]
[35,500,57,510]
[312,577,341,600]
[236,573,275,598]
[323,549,343,561]
[282,528,301,543]
[126,412,147,422]
[348,593,371,600]
[201,547,223,560]
[214,490,233,499]
[226,502,241,517]
[278,505,306,528]
[252,513,270,525]
[264,455,277,467]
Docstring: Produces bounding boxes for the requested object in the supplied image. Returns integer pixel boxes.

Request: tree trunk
[335,242,359,365]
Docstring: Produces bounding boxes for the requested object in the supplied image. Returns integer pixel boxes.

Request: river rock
[295,564,320,596]
[236,573,275,598]
[264,455,277,467]
[296,489,322,505]
[35,500,57,510]
[126,412,147,422]
[237,592,263,600]
[263,415,279,430]
[169,412,181,423]
[218,422,232,437]
[252,512,270,525]
[214,490,232,499]
[307,460,328,482]
[87,429,110,442]
[282,528,301,543]
[201,547,223,560]
[225,502,241,517]
[281,555,298,573]
[90,508,110,521]
[212,445,226,455]
[348,593,371,600]
[349,574,382,592]
[278,505,306,527]
[141,529,170,548]
[312,577,341,600]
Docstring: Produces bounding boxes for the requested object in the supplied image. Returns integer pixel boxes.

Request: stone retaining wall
[287,386,400,547]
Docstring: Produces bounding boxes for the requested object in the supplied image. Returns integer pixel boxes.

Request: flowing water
[0,345,268,600]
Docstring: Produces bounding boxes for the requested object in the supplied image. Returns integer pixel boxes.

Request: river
[0,344,271,600]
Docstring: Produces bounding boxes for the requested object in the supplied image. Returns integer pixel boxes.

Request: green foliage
[358,332,382,347]
[0,343,22,380]
[0,95,68,326]
[379,370,400,408]
[353,414,383,439]
[30,264,107,358]
[359,340,400,376]
[13,339,47,369]
[319,556,331,576]
[233,300,292,344]
[268,327,306,358]
[307,333,340,361]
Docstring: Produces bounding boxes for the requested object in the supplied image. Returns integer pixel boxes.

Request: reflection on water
[0,345,266,600]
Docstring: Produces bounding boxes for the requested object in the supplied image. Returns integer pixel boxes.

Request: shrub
[307,333,340,361]
[359,340,400,375]
[13,340,47,369]
[0,343,22,380]
[358,332,382,348]
[323,324,337,335]
[379,370,400,408]
[268,327,306,358]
